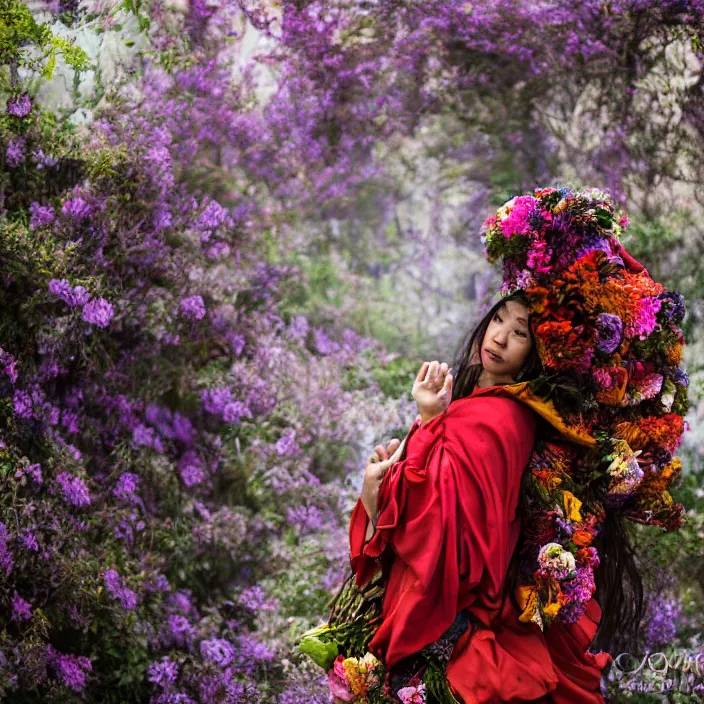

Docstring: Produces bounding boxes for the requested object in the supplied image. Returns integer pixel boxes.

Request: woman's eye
[515,330,527,338]
[494,313,502,322]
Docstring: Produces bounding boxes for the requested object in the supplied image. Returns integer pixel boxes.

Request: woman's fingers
[419,360,450,387]
[415,361,430,382]
[377,442,395,460]
[386,438,400,453]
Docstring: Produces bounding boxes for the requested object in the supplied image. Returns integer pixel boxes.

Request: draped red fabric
[348,385,612,703]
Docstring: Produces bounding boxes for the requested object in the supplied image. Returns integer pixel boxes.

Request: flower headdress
[481,186,689,630]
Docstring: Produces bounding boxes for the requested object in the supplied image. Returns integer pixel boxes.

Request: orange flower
[572,530,594,547]
[666,343,683,366]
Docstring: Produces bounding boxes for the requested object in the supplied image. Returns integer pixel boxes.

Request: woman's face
[480,300,532,380]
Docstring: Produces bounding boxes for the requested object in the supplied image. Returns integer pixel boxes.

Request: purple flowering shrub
[0,32,417,703]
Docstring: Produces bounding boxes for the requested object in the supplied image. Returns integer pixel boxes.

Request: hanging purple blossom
[56,472,91,507]
[147,657,179,688]
[644,594,682,649]
[6,136,27,167]
[223,400,251,425]
[104,569,138,610]
[594,312,623,354]
[113,472,141,503]
[200,387,232,415]
[239,585,277,612]
[31,147,59,169]
[196,199,230,232]
[178,450,207,487]
[13,389,33,419]
[20,531,39,552]
[46,645,92,693]
[180,295,206,321]
[29,202,56,230]
[48,279,91,308]
[82,297,115,328]
[11,591,33,621]
[200,638,236,667]
[275,428,300,456]
[61,196,93,220]
[6,93,32,117]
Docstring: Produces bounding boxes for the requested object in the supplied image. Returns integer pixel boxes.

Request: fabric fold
[348,385,613,702]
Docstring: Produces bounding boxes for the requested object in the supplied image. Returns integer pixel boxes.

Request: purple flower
[645,595,681,649]
[166,614,195,646]
[25,463,43,485]
[29,202,56,230]
[61,196,92,220]
[180,295,206,321]
[104,568,138,610]
[11,591,32,621]
[48,279,91,308]
[7,93,32,117]
[223,400,250,425]
[132,423,165,452]
[275,428,300,456]
[6,136,26,167]
[286,505,323,533]
[201,387,232,415]
[20,531,39,552]
[148,657,179,688]
[200,638,236,667]
[313,328,339,355]
[178,450,206,487]
[239,585,277,612]
[46,646,92,693]
[113,472,141,502]
[56,472,91,507]
[672,368,689,387]
[13,390,33,419]
[287,315,309,343]
[82,297,115,328]
[594,312,623,354]
[658,291,686,325]
[31,147,58,169]
[196,199,230,232]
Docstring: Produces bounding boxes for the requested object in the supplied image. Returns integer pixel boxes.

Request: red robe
[349,384,612,704]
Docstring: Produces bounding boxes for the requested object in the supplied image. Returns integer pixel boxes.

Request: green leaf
[298,635,338,670]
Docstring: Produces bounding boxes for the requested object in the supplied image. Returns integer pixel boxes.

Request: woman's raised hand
[412,360,453,422]
[360,438,400,521]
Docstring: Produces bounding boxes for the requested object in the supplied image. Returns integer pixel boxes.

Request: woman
[345,290,616,704]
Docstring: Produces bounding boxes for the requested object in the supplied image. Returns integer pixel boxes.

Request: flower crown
[481,186,688,629]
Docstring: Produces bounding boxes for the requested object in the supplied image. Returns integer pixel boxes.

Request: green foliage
[0,0,89,83]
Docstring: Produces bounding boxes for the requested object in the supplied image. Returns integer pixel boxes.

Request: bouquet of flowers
[481,186,688,630]
[298,568,465,703]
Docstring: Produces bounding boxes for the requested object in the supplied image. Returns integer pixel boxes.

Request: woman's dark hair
[450,289,645,656]
[591,511,644,653]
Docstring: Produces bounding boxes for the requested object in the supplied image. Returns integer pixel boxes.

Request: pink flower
[327,655,356,702]
[500,195,538,238]
[397,683,426,703]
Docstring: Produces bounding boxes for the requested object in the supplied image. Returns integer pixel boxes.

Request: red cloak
[349,384,612,703]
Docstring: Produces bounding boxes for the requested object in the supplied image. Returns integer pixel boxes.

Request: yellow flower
[517,585,542,630]
[342,657,366,697]
[543,601,562,618]
[562,491,583,522]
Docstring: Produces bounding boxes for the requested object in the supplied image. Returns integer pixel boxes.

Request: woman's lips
[484,349,503,362]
